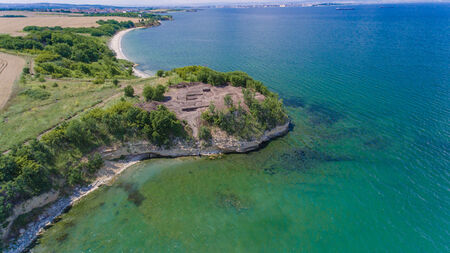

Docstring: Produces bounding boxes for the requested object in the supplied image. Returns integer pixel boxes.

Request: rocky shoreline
[5,121,290,253]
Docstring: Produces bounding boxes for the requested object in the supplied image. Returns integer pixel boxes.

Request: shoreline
[5,22,292,252]
[5,155,146,253]
[5,121,290,253]
[108,27,152,78]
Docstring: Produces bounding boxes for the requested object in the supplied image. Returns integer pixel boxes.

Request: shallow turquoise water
[34,4,449,252]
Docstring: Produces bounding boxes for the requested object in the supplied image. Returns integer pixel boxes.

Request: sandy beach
[108,28,151,78]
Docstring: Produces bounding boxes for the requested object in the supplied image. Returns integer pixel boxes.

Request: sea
[33,4,449,252]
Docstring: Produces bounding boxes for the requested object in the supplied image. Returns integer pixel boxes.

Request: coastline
[108,27,151,78]
[5,22,292,252]
[5,155,146,253]
[5,121,290,253]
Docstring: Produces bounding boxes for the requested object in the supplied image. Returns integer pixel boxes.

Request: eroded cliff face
[3,122,290,251]
[100,121,290,160]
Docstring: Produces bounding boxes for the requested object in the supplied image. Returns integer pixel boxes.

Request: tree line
[0,20,136,79]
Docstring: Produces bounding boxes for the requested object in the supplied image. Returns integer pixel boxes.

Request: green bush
[153,85,165,101]
[224,94,233,107]
[143,85,154,101]
[86,154,104,174]
[22,67,30,74]
[143,84,165,101]
[93,76,105,84]
[199,126,212,141]
[124,85,134,97]
[113,79,119,86]
[172,66,272,96]
[21,88,50,100]
[156,70,165,77]
[35,52,60,63]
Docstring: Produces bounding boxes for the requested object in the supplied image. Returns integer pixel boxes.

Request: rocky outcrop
[4,121,290,253]
[100,121,290,160]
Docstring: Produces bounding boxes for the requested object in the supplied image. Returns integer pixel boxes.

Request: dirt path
[0,52,26,110]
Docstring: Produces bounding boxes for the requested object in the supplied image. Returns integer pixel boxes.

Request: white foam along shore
[108,28,151,78]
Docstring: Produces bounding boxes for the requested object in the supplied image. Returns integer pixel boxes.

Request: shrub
[112,79,119,86]
[86,154,103,173]
[224,94,233,107]
[67,165,83,186]
[199,126,212,141]
[156,69,164,77]
[21,88,50,100]
[93,76,105,84]
[153,85,165,101]
[22,67,30,74]
[38,77,46,82]
[124,85,134,97]
[52,82,58,87]
[52,43,71,58]
[143,85,154,101]
[143,84,165,101]
[227,71,251,87]
[150,105,184,145]
[35,52,60,63]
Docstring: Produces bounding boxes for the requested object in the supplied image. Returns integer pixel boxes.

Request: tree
[149,105,184,145]
[53,43,71,58]
[153,85,165,101]
[124,85,134,97]
[0,155,18,182]
[156,69,164,77]
[143,85,154,101]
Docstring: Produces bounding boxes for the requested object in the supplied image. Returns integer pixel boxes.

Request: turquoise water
[34,4,449,252]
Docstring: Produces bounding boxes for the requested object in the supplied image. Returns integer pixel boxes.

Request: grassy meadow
[0,75,165,152]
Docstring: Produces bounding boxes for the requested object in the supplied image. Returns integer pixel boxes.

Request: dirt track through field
[0,52,26,110]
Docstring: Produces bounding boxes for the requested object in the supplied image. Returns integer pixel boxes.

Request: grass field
[0,11,140,36]
[0,75,167,152]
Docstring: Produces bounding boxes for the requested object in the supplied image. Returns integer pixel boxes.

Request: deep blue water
[34,4,449,252]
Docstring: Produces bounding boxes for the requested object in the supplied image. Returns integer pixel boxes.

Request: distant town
[0,2,350,14]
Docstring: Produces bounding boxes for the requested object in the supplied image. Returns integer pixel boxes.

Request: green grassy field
[0,75,162,152]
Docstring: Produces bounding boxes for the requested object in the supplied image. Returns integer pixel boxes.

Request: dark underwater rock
[307,104,343,126]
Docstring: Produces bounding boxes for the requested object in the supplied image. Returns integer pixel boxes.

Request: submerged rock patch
[216,191,249,212]
[283,97,306,108]
[55,232,68,242]
[117,182,146,207]
[307,104,343,126]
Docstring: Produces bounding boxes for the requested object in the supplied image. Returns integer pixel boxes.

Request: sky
[0,0,445,6]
